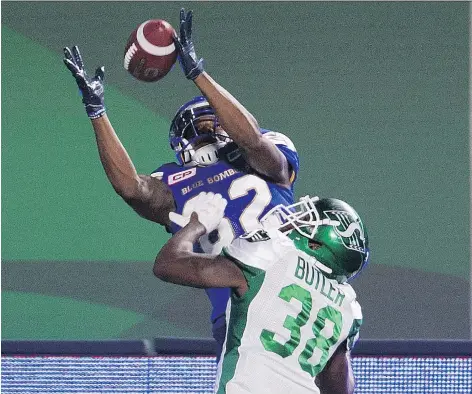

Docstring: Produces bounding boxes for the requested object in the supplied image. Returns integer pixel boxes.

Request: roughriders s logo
[323,210,366,252]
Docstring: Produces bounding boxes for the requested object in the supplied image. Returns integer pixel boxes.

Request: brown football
[124,19,177,82]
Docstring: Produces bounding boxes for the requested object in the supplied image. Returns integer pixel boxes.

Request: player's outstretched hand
[63,46,106,119]
[173,8,204,80]
[169,192,227,234]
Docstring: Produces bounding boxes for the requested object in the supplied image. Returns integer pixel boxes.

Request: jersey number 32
[181,174,272,254]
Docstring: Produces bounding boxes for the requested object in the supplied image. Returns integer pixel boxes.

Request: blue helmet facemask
[169,96,232,166]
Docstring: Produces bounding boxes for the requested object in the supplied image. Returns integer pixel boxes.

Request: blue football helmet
[169,96,232,166]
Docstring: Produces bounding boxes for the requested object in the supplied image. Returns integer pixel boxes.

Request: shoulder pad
[224,229,290,271]
[260,130,297,152]
[152,162,180,174]
[150,171,164,180]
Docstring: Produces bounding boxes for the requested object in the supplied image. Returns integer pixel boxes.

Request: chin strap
[181,141,227,167]
[193,143,221,166]
[315,261,333,275]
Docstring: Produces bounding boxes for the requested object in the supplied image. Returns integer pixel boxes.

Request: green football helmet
[261,196,369,283]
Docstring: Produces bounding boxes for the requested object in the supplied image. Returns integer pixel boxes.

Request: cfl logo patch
[168,168,197,185]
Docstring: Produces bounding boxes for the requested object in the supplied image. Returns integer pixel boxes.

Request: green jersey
[215,228,362,394]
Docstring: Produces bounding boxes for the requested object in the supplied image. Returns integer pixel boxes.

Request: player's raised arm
[173,9,292,187]
[315,340,355,394]
[153,192,248,296]
[63,46,175,226]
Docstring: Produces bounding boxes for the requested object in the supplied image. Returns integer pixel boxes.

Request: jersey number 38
[260,283,343,377]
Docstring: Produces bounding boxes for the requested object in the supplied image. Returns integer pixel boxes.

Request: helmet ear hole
[308,240,322,250]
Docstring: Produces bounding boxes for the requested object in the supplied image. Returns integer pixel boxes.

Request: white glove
[169,192,228,234]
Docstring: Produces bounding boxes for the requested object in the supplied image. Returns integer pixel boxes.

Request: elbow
[152,261,161,279]
[115,188,134,204]
[113,175,154,204]
[116,177,155,210]
[153,258,169,281]
[115,181,143,203]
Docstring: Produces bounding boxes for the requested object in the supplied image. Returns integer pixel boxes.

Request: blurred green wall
[2,2,470,340]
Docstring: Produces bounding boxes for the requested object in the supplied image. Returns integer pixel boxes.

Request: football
[124,19,177,82]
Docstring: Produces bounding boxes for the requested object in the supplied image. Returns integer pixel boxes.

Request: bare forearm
[318,376,354,394]
[194,73,290,183]
[154,220,207,283]
[91,115,142,199]
[160,220,206,258]
[194,72,261,149]
[317,345,355,394]
[154,212,247,293]
[90,115,175,226]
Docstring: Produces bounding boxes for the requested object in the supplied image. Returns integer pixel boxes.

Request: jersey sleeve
[346,300,363,351]
[150,163,171,182]
[260,129,300,184]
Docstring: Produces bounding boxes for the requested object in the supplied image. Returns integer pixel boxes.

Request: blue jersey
[152,130,299,326]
